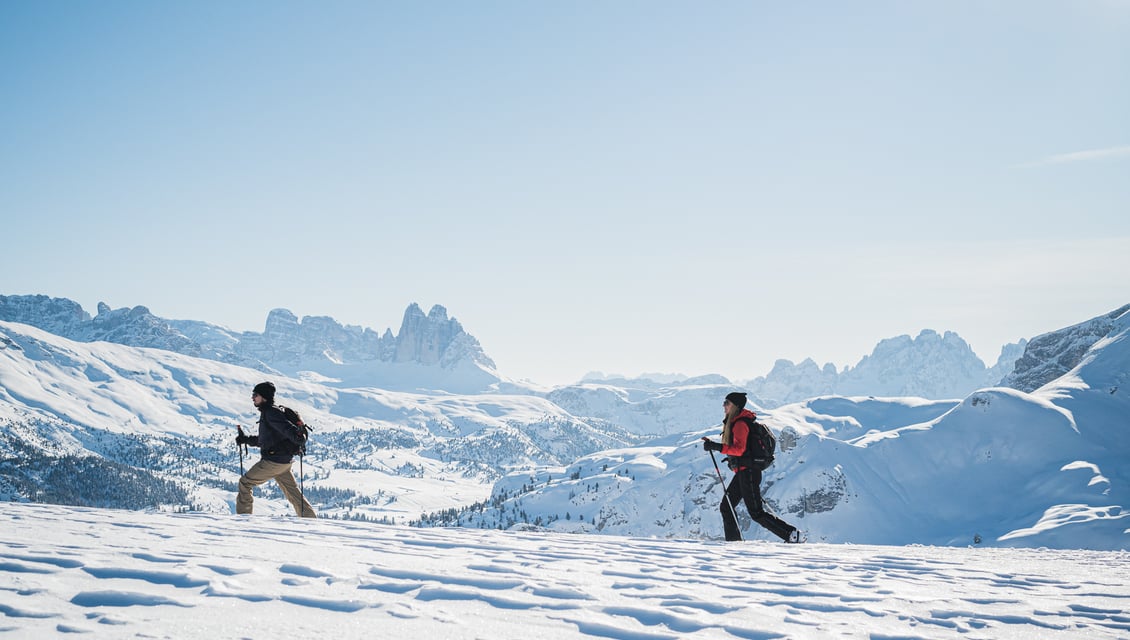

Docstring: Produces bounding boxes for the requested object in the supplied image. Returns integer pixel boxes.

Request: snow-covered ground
[2,503,1128,639]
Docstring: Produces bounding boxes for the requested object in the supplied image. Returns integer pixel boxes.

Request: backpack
[736,416,776,470]
[277,405,312,456]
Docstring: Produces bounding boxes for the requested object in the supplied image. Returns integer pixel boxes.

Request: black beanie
[253,381,276,402]
[724,392,747,410]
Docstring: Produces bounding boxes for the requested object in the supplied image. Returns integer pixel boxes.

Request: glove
[702,439,723,452]
[236,434,251,446]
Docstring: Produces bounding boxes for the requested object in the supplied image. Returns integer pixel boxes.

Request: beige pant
[237,459,317,518]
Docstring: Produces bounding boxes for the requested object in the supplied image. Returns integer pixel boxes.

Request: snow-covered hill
[3,502,1128,639]
[425,309,1130,550]
[0,320,639,522]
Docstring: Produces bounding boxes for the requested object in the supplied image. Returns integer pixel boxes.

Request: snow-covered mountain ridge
[0,293,1031,403]
[0,319,640,522]
[746,329,1027,407]
[1003,302,1130,392]
[551,329,1034,437]
[1,292,1046,437]
[0,295,501,393]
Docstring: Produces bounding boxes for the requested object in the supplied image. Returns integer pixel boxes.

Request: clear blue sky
[2,2,1128,386]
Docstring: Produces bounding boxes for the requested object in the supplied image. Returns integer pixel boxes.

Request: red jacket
[721,409,758,461]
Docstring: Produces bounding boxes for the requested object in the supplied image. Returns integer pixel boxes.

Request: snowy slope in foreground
[2,503,1128,640]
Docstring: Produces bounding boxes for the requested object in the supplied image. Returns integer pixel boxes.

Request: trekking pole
[707,448,744,542]
[237,425,245,475]
[298,453,305,510]
[296,420,311,517]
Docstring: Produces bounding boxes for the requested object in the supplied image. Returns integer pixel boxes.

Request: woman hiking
[703,392,800,543]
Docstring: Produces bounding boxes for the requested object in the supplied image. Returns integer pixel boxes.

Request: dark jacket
[248,404,305,463]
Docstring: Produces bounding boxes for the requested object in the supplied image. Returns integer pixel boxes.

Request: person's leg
[237,459,278,514]
[738,468,796,541]
[274,465,317,518]
[720,475,743,541]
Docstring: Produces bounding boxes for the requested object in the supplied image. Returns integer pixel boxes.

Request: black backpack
[277,405,312,456]
[736,416,776,470]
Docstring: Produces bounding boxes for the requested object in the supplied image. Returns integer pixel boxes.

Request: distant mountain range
[0,295,501,393]
[2,293,1128,549]
[744,330,1028,408]
[0,294,1035,405]
[0,293,1122,430]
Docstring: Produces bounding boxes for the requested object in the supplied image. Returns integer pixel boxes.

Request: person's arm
[236,425,260,448]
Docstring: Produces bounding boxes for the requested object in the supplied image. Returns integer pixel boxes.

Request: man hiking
[235,381,316,518]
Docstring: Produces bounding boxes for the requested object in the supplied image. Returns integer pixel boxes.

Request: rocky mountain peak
[427,304,450,322]
[0,295,90,336]
[749,329,1020,407]
[0,294,499,391]
[394,303,491,369]
[1002,304,1130,393]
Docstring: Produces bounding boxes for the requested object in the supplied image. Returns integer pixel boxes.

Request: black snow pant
[720,466,796,542]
